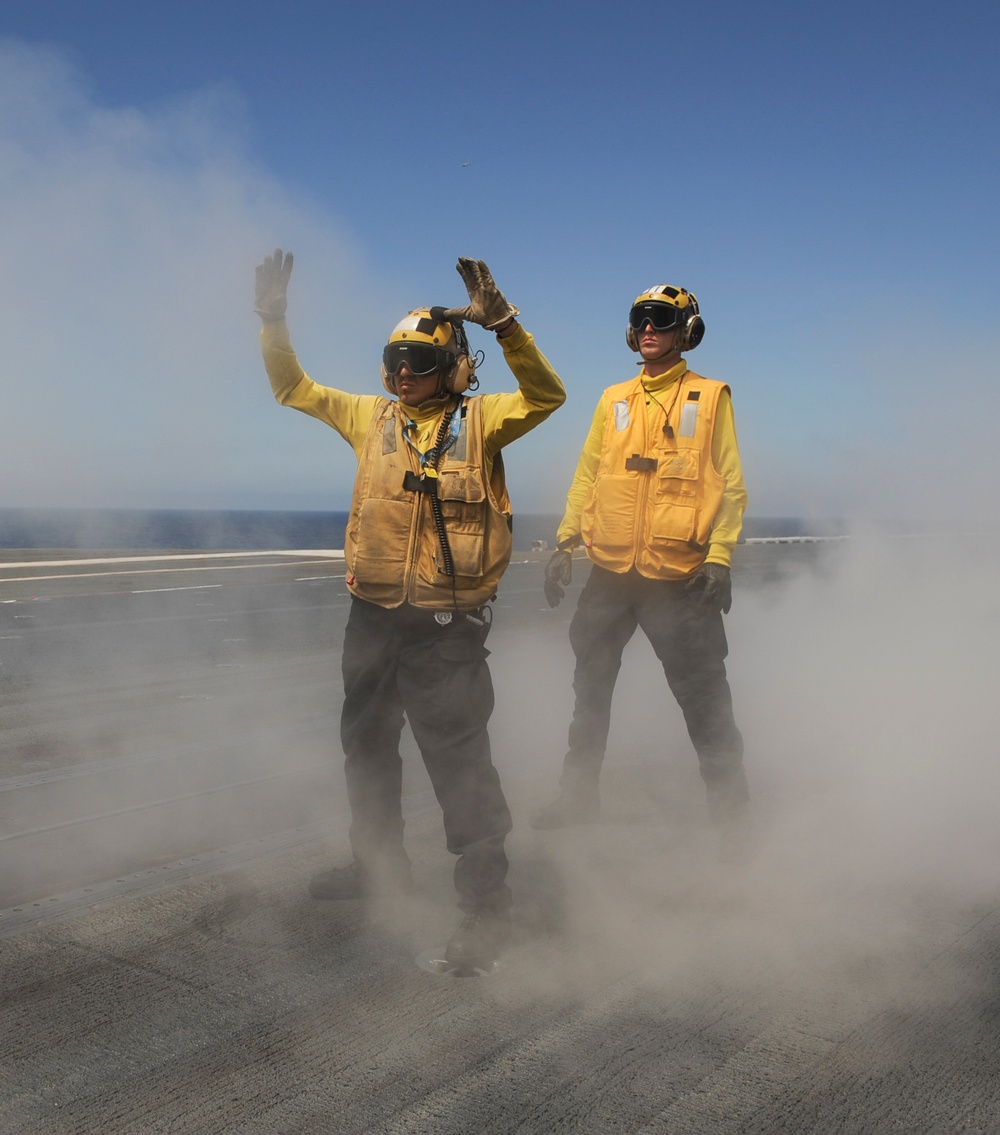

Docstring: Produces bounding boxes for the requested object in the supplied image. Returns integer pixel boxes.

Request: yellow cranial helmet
[626,285,705,352]
[381,308,476,395]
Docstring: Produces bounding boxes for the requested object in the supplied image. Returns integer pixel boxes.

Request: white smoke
[0,38,380,512]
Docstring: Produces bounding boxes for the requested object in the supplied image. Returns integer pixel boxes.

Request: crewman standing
[534,284,749,851]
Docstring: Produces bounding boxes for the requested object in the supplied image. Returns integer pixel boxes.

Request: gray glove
[254,247,294,322]
[544,549,573,608]
[685,562,732,614]
[442,257,520,330]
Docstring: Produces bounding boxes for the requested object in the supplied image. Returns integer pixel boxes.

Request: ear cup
[446,354,475,394]
[625,325,639,352]
[680,314,705,351]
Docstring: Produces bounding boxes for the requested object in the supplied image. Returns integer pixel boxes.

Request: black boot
[445,909,511,970]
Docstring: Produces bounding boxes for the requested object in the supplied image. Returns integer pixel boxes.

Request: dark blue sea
[0,508,824,552]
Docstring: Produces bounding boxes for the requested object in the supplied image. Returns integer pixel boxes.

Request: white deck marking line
[0,549,344,571]
[0,559,347,585]
[131,585,224,594]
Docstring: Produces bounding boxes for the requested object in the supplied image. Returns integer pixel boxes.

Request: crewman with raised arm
[254,251,565,969]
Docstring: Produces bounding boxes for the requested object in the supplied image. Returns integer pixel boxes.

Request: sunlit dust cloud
[0,38,379,512]
[488,532,1000,1019]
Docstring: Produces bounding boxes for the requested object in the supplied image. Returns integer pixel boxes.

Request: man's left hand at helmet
[443,257,520,331]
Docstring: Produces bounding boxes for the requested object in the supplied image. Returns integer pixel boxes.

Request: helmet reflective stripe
[631,285,696,313]
[388,309,458,350]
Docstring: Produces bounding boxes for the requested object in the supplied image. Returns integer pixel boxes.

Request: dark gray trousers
[340,597,512,912]
[561,566,748,813]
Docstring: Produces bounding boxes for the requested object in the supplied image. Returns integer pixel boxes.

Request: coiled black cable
[428,404,457,585]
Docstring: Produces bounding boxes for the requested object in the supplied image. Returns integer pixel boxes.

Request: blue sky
[1,1,998,523]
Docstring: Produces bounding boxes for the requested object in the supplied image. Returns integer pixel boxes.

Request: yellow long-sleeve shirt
[260,320,565,472]
[556,359,747,567]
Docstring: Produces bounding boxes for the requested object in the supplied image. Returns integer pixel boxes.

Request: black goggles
[382,341,446,377]
[628,302,684,333]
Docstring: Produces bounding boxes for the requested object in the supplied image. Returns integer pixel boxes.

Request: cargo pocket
[651,451,700,543]
[655,450,700,496]
[588,473,636,554]
[351,498,412,583]
[436,468,486,581]
[434,631,490,663]
[649,504,697,543]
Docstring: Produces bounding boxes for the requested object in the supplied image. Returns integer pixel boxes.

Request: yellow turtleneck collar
[638,358,688,394]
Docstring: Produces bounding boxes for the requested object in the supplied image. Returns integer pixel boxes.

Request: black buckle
[625,455,658,472]
[402,470,437,494]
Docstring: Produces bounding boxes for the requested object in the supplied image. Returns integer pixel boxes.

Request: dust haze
[476,530,1000,1019]
[0,38,382,513]
[0,38,573,516]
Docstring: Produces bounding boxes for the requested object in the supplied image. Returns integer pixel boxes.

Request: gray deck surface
[3,544,999,1133]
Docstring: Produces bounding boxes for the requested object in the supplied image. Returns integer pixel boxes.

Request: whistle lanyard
[402,408,462,470]
[642,374,684,440]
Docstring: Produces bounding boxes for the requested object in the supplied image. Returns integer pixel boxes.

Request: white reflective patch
[679,401,699,437]
[613,400,630,431]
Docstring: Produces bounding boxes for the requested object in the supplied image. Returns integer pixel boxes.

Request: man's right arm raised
[259,319,380,456]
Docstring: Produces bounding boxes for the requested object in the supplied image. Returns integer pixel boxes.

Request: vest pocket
[434,467,487,581]
[435,530,484,582]
[651,453,699,542]
[436,467,485,504]
[350,498,411,583]
[655,449,700,496]
[586,473,636,554]
[649,503,696,543]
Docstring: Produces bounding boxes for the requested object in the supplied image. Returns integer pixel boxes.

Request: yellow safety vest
[580,371,728,579]
[344,397,512,609]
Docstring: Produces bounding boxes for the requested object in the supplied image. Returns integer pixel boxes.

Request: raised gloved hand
[442,257,520,330]
[685,562,732,614]
[544,549,573,608]
[254,248,294,322]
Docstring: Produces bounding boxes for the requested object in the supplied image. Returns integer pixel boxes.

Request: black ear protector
[680,303,705,352]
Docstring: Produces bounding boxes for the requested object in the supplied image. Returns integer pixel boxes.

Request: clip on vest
[625,455,659,472]
[402,470,438,494]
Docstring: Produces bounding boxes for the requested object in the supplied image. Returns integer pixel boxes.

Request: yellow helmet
[626,285,705,352]
[381,308,477,395]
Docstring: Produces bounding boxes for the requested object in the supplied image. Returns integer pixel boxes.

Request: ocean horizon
[0,507,831,552]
